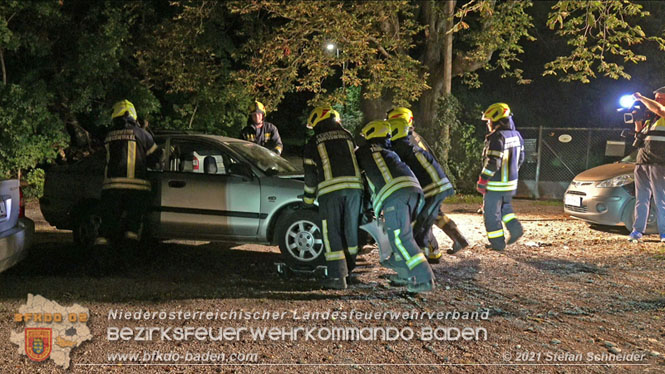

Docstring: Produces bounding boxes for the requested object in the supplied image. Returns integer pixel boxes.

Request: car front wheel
[621,198,658,234]
[276,208,325,269]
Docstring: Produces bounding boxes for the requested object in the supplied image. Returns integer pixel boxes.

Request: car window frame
[164,136,257,178]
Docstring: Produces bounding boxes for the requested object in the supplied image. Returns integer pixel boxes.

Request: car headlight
[595,174,634,188]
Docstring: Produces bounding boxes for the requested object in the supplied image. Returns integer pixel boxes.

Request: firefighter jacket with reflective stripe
[410,130,433,154]
[103,118,158,191]
[240,121,283,154]
[303,122,363,204]
[391,137,454,199]
[636,117,665,165]
[355,138,422,214]
[480,119,525,192]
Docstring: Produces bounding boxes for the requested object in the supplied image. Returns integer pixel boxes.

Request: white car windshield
[226,141,297,175]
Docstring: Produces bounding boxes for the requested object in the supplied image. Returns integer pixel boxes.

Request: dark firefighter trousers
[98,189,151,242]
[413,193,446,251]
[382,189,434,283]
[318,189,363,279]
[483,190,522,250]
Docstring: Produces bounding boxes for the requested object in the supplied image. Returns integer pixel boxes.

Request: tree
[136,1,249,134]
[0,84,67,178]
[0,1,66,177]
[230,0,665,158]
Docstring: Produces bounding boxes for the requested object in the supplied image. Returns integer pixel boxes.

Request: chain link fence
[517,127,629,199]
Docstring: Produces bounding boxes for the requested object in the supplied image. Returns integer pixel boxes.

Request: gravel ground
[0,200,664,373]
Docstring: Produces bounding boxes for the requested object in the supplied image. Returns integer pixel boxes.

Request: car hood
[574,162,634,181]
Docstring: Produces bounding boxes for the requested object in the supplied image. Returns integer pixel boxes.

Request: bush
[419,95,484,194]
[0,83,68,178]
[23,168,45,199]
[334,86,364,135]
[447,120,484,193]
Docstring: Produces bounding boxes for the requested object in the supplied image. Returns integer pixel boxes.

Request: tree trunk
[411,0,456,163]
[443,0,454,95]
[359,88,393,125]
[0,47,6,85]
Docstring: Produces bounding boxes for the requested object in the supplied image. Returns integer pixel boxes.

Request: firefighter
[355,120,434,293]
[240,101,283,155]
[303,105,364,290]
[477,103,525,250]
[386,107,469,260]
[95,99,162,247]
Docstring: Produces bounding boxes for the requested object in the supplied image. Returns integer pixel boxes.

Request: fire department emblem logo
[25,328,52,362]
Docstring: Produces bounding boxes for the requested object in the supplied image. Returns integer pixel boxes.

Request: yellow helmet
[360,120,391,140]
[307,105,340,129]
[387,118,412,141]
[249,101,266,115]
[482,103,511,122]
[111,99,137,121]
[386,107,413,126]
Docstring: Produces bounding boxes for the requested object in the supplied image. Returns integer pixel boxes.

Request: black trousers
[318,189,363,279]
[483,190,521,250]
[383,189,434,283]
[413,193,446,250]
[98,189,151,241]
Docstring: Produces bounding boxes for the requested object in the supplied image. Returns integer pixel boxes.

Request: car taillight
[193,159,199,170]
[19,187,25,218]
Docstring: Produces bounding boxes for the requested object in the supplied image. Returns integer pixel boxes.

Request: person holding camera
[628,87,665,242]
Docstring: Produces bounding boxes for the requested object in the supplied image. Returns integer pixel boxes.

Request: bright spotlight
[326,43,335,51]
[619,94,636,109]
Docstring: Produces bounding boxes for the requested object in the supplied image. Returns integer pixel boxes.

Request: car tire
[621,198,658,234]
[276,208,325,270]
[72,203,102,249]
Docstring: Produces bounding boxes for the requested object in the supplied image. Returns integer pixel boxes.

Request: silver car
[40,134,337,269]
[0,179,34,272]
[563,152,657,233]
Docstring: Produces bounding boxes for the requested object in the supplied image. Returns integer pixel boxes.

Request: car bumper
[563,184,630,226]
[0,218,34,273]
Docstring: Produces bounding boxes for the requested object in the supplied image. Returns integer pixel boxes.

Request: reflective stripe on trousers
[318,189,363,278]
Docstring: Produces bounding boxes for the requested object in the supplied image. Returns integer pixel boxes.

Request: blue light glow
[620,95,636,109]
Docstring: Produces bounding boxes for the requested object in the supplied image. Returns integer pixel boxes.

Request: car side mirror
[265,167,279,176]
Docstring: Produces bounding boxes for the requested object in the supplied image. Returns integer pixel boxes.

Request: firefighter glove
[476,176,489,195]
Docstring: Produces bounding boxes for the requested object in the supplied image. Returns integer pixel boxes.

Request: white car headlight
[595,174,634,188]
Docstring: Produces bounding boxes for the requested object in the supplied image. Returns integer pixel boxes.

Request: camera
[623,106,646,125]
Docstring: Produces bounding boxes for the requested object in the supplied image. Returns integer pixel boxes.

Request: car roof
[154,132,246,145]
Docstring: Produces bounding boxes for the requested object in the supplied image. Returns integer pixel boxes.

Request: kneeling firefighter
[355,120,434,293]
[387,107,469,261]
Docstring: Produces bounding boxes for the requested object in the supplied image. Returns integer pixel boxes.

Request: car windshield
[621,151,637,163]
[225,141,297,175]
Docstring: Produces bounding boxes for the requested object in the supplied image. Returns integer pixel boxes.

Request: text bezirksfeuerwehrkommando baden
[107,308,489,322]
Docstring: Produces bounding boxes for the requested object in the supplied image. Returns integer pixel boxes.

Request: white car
[0,179,34,272]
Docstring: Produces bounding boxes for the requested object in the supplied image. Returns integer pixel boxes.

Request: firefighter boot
[322,277,348,290]
[436,214,470,255]
[423,244,443,264]
[407,262,435,293]
[505,219,524,245]
[381,253,410,286]
[487,236,506,251]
